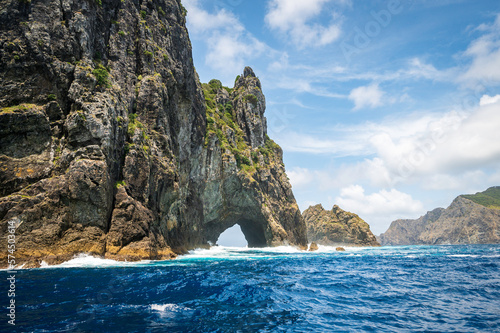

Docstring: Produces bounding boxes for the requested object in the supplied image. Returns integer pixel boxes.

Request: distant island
[303,204,380,247]
[379,187,500,245]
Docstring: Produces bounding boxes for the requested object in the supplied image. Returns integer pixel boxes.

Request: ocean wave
[38,254,153,269]
[5,244,497,270]
[447,254,479,258]
[180,244,379,259]
[150,303,191,312]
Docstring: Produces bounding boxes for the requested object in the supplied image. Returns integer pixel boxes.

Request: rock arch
[204,214,268,248]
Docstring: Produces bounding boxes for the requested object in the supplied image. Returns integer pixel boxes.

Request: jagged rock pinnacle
[243,66,256,78]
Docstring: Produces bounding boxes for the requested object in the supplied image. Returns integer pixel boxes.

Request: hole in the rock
[217,224,248,247]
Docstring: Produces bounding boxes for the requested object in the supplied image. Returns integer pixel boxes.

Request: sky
[183,0,500,241]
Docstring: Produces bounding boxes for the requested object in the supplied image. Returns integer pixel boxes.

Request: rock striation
[303,204,379,246]
[0,0,307,268]
[379,187,500,245]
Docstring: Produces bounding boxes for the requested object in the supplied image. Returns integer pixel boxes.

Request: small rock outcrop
[308,242,319,251]
[303,204,380,246]
[0,0,307,268]
[380,187,500,245]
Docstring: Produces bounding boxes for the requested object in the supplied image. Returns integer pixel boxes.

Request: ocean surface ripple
[1,244,499,332]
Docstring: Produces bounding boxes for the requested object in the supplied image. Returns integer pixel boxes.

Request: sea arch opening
[217,225,247,247]
[207,218,268,248]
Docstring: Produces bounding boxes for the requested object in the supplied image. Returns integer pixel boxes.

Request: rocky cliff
[0,0,307,268]
[379,187,500,245]
[303,204,379,246]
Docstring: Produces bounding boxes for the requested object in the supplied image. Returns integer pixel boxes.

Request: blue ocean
[2,244,499,332]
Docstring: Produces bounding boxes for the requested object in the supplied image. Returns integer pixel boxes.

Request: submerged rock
[0,0,306,268]
[303,204,380,247]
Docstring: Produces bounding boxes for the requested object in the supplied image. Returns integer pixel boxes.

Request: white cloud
[416,99,500,174]
[489,169,500,184]
[348,83,385,110]
[422,170,487,191]
[405,57,451,81]
[274,131,372,156]
[205,33,267,76]
[479,94,500,106]
[184,0,270,81]
[335,185,423,234]
[265,0,345,48]
[460,14,500,85]
[287,167,315,189]
[183,1,241,33]
[280,94,500,191]
[355,99,500,186]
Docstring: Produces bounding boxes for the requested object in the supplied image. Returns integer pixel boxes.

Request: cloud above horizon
[348,83,385,110]
[335,185,423,234]
[285,95,500,187]
[265,0,346,48]
[183,0,270,81]
[460,14,500,85]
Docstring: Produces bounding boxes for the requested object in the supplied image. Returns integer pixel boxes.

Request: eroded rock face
[303,204,380,246]
[380,196,500,245]
[201,69,307,248]
[378,208,445,246]
[0,0,306,268]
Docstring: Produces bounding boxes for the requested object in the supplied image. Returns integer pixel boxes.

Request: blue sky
[184,0,500,239]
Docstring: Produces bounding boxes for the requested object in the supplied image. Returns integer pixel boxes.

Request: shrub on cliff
[92,64,110,88]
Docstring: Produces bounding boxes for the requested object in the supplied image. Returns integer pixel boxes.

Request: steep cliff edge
[380,187,500,245]
[201,71,307,248]
[303,204,379,246]
[0,0,307,268]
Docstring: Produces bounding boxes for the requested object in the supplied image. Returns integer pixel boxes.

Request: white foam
[41,254,152,269]
[178,244,386,261]
[150,303,191,313]
[179,245,306,261]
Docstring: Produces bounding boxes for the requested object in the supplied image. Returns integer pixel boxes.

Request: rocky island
[0,0,307,268]
[303,204,380,247]
[379,187,500,245]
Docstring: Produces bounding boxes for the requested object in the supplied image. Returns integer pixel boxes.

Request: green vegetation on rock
[114,180,126,189]
[244,94,258,107]
[92,64,110,88]
[201,78,273,176]
[127,113,146,138]
[462,186,500,209]
[180,3,187,17]
[0,103,38,113]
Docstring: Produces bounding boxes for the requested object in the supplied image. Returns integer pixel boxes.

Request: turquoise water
[1,244,499,332]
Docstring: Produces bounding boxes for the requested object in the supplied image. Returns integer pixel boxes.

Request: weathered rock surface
[200,72,306,248]
[380,188,500,245]
[0,0,307,268]
[379,208,445,246]
[308,242,318,251]
[303,204,380,246]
